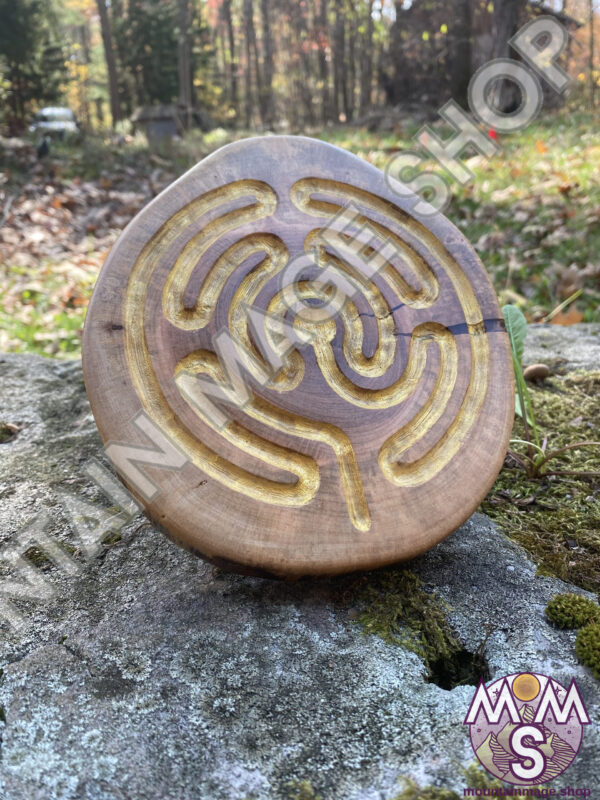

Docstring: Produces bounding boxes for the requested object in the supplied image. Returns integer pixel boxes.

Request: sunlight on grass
[1,112,598,357]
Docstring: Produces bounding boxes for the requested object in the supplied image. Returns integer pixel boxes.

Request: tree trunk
[346,3,356,121]
[243,0,254,126]
[317,0,331,123]
[260,0,275,126]
[177,0,193,130]
[78,22,91,129]
[292,0,316,126]
[96,0,121,126]
[333,0,346,120]
[492,0,526,111]
[243,0,265,125]
[383,0,406,106]
[221,0,238,115]
[449,0,472,108]
[590,0,596,107]
[359,0,374,114]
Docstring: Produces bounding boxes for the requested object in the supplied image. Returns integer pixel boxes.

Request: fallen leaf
[550,306,584,326]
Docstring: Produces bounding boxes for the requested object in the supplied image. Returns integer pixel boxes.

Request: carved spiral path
[83,136,514,576]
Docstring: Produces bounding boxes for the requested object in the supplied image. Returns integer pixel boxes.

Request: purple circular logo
[464,673,591,785]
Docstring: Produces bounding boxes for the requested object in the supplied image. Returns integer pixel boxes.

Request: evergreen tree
[114,0,180,106]
[0,0,68,131]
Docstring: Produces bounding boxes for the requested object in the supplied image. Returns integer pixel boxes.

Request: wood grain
[82,135,514,577]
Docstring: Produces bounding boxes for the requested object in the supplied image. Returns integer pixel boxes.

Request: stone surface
[524,322,600,373]
[0,324,599,800]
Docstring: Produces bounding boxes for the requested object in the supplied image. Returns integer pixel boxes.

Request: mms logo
[464,673,590,784]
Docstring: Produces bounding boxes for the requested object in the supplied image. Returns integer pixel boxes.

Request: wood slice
[82,135,514,577]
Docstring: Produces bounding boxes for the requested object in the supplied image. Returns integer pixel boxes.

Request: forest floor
[0,110,599,356]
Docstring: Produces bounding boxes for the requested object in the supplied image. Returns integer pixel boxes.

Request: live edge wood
[82,135,514,577]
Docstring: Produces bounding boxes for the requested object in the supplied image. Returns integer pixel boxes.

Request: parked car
[29,107,80,140]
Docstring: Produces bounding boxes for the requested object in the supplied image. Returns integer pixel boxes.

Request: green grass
[1,111,598,357]
[0,260,93,356]
[451,112,600,322]
[319,112,600,322]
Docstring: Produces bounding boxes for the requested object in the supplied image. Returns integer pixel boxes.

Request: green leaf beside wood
[502,304,539,443]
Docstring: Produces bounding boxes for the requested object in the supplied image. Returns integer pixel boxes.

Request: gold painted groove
[162,180,277,330]
[379,323,489,485]
[293,179,439,309]
[124,181,320,507]
[291,177,482,324]
[226,233,305,392]
[290,177,490,483]
[175,352,370,532]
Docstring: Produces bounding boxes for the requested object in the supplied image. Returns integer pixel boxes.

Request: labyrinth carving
[83,136,513,576]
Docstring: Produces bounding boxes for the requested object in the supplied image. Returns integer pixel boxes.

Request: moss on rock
[285,780,322,800]
[546,593,600,629]
[356,569,461,678]
[0,422,16,443]
[393,780,458,800]
[482,371,600,593]
[575,622,600,679]
[392,763,505,799]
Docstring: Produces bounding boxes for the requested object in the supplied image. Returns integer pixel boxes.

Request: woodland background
[0,0,599,354]
[1,0,599,132]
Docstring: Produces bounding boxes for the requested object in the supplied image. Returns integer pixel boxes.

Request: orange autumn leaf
[550,306,584,326]
[558,182,578,196]
[536,140,548,154]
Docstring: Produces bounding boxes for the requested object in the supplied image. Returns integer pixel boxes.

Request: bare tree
[96,0,121,126]
[590,0,596,107]
[260,0,275,125]
[359,0,374,114]
[178,0,193,130]
[220,0,238,114]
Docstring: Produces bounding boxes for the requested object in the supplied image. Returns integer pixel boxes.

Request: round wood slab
[82,135,514,577]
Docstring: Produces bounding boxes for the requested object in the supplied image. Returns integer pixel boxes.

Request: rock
[0,327,599,799]
[524,323,600,373]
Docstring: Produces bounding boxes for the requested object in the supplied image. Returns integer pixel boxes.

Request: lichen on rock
[0,327,599,799]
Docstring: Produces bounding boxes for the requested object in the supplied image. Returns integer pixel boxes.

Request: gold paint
[289,177,490,486]
[175,352,370,532]
[304,218,438,310]
[314,320,457,410]
[162,180,277,330]
[124,181,320,507]
[379,323,489,486]
[304,232,397,378]
[226,234,305,392]
[123,170,493,530]
[291,177,482,324]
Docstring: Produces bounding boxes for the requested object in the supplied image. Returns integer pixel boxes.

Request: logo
[464,673,590,785]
